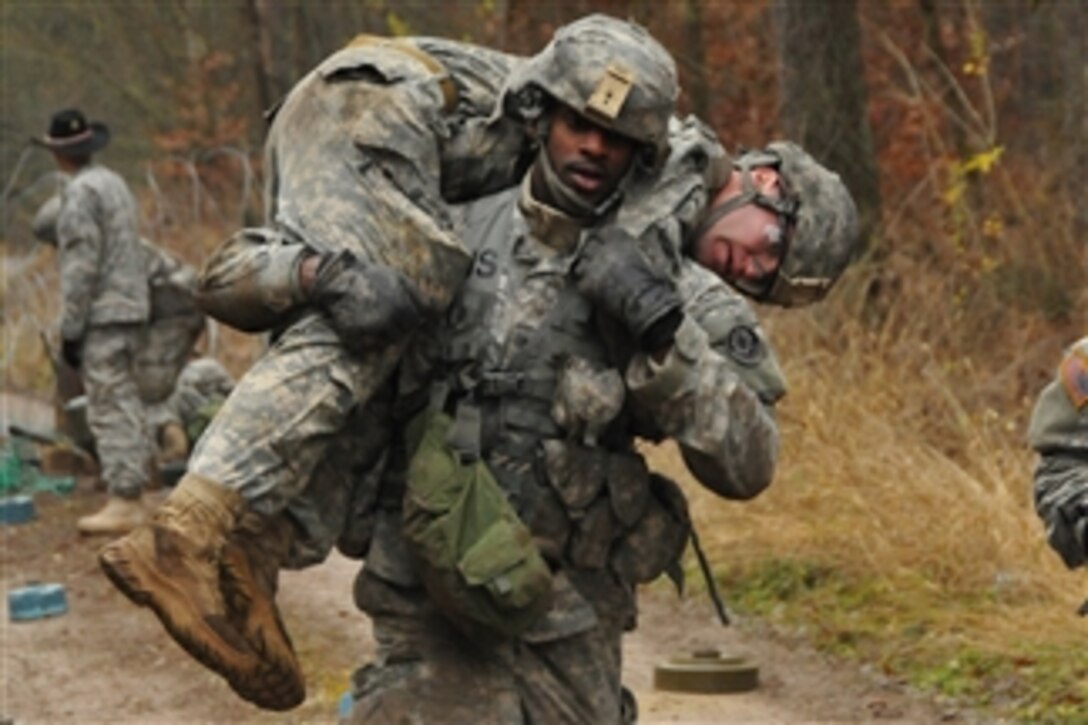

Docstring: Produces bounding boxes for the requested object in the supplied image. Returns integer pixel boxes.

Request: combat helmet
[501,14,679,168]
[696,141,860,307]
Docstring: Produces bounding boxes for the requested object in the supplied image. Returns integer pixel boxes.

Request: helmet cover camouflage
[762,141,859,306]
[501,14,679,166]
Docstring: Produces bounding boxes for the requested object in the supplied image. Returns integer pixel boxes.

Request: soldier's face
[545,105,636,203]
[693,168,786,290]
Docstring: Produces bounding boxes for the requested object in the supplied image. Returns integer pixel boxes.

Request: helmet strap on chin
[685,156,801,299]
[534,143,625,221]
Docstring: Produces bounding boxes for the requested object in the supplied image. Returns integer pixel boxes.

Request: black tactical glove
[574,228,684,352]
[308,250,424,354]
[61,336,83,369]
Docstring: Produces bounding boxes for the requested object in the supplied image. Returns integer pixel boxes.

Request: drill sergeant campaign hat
[692,141,860,307]
[33,108,111,156]
[498,13,679,170]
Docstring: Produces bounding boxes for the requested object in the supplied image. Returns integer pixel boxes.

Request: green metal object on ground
[0,449,22,491]
[0,445,75,496]
[653,649,760,694]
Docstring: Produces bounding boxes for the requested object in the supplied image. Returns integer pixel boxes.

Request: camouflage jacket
[1028,337,1088,569]
[413,177,781,494]
[53,165,150,339]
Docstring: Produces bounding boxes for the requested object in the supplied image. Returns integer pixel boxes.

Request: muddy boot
[98,474,263,703]
[219,513,305,710]
[158,421,190,464]
[77,495,147,535]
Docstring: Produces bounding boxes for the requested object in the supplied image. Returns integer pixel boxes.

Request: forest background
[1,1,1085,720]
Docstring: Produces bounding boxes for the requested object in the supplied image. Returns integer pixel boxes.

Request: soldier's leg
[513,568,635,724]
[347,569,524,725]
[514,624,626,725]
[101,312,401,710]
[188,314,399,511]
[77,324,153,535]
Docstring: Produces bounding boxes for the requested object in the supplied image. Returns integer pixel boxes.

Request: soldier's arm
[32,194,63,245]
[1028,338,1088,569]
[625,260,784,500]
[56,184,103,341]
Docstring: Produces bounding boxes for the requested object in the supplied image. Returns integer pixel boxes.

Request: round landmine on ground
[654,648,759,694]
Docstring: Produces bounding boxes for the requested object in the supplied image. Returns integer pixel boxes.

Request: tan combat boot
[77,495,147,535]
[219,513,305,710]
[98,474,272,706]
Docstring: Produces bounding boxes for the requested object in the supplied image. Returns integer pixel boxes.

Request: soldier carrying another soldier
[99,15,859,717]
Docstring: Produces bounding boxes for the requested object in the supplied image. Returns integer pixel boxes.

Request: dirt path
[0,487,965,724]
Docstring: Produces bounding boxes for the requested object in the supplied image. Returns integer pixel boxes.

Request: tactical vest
[429,188,687,581]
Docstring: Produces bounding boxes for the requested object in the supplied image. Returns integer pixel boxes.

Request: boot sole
[99,534,304,711]
[220,545,306,710]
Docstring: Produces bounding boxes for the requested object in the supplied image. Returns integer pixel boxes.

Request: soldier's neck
[519,176,584,255]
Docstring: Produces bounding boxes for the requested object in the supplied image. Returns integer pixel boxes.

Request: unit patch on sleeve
[725,325,765,368]
[1059,339,1088,410]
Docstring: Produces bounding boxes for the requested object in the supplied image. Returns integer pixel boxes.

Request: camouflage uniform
[147,357,235,449]
[55,164,153,499]
[1028,337,1088,569]
[35,192,206,407]
[189,36,530,561]
[136,239,207,404]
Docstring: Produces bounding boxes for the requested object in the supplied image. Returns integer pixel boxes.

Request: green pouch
[403,410,553,639]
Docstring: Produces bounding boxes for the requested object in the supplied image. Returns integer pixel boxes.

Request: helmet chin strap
[534,145,629,221]
[686,163,798,254]
[685,162,800,300]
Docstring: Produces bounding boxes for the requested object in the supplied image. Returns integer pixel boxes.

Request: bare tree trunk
[683,0,710,120]
[1059,2,1087,242]
[773,0,882,253]
[919,0,968,156]
[246,0,277,116]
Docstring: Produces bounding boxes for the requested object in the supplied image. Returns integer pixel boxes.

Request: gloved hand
[308,250,424,354]
[61,336,83,369]
[574,228,683,352]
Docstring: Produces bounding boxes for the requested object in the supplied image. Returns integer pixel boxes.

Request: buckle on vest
[446,401,482,463]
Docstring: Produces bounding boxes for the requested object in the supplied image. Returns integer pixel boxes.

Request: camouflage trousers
[82,324,153,499]
[1033,455,1088,569]
[187,311,396,565]
[346,570,629,725]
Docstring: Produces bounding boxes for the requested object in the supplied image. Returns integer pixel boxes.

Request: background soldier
[150,356,235,464]
[34,109,156,536]
[32,191,208,481]
[1028,337,1088,571]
